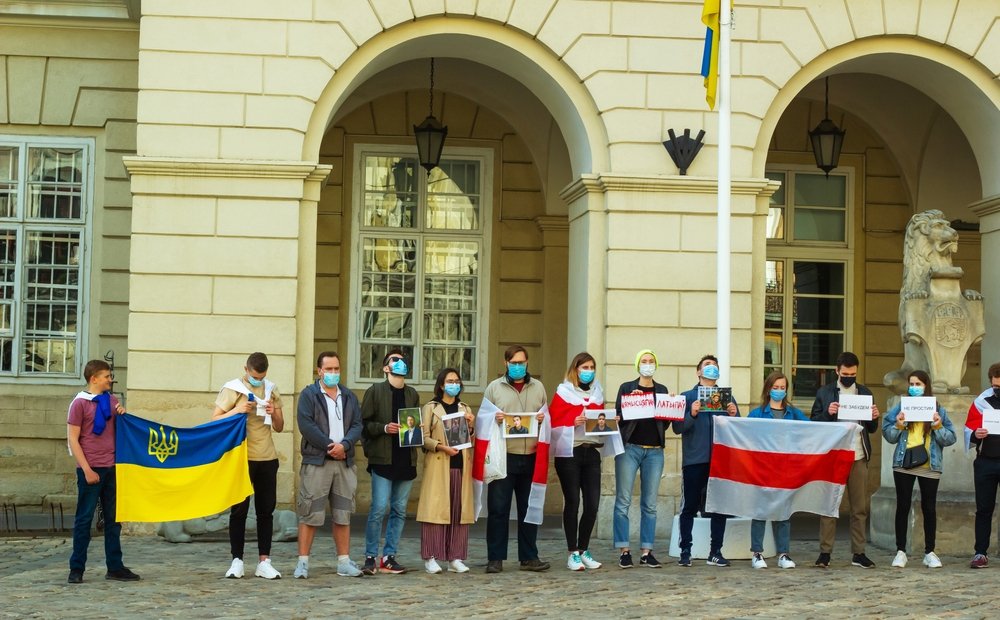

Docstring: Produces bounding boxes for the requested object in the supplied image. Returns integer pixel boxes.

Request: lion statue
[884,210,983,394]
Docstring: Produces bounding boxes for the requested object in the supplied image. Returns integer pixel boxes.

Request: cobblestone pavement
[1,527,998,619]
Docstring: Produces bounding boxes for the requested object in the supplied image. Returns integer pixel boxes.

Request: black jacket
[614,378,670,446]
[298,381,363,467]
[810,381,878,461]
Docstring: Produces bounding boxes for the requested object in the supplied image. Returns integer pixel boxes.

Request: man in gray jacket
[294,351,363,579]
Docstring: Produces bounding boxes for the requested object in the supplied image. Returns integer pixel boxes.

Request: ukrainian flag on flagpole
[701,0,721,110]
[116,413,252,522]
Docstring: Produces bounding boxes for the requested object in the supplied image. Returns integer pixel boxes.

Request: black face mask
[839,376,857,388]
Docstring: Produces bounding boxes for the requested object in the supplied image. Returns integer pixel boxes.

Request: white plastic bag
[483,420,507,483]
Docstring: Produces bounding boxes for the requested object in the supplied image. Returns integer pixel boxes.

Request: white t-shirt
[324,389,345,443]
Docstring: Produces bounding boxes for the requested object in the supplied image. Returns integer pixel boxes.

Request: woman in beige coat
[417,367,476,574]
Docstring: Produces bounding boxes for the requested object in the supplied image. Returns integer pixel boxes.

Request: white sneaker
[448,559,470,573]
[424,558,443,574]
[225,558,244,579]
[580,550,602,569]
[751,553,767,569]
[337,557,362,577]
[777,554,796,569]
[254,558,281,579]
[567,551,585,571]
[293,559,308,579]
[891,550,907,568]
[923,552,942,568]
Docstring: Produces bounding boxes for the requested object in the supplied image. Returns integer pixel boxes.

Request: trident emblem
[148,425,179,463]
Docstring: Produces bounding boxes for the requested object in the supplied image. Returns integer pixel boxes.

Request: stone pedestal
[870,394,984,555]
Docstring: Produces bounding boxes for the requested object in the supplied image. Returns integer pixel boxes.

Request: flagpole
[717,0,732,380]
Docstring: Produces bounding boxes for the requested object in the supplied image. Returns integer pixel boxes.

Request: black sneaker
[362,555,377,575]
[105,567,141,581]
[486,560,503,573]
[707,551,731,567]
[640,552,661,568]
[618,551,634,569]
[519,559,551,572]
[380,555,407,574]
[678,551,692,567]
[852,553,876,569]
[67,570,83,584]
[815,553,831,568]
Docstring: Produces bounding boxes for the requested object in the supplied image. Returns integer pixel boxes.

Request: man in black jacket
[969,362,1000,568]
[810,351,880,569]
[294,351,363,579]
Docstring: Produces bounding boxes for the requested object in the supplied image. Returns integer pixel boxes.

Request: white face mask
[638,363,656,378]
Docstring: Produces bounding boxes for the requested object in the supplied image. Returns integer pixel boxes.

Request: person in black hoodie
[810,351,880,569]
[969,362,1000,568]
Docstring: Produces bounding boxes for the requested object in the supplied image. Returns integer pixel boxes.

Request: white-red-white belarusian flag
[472,398,549,524]
[705,417,857,520]
[547,380,622,458]
[965,387,995,451]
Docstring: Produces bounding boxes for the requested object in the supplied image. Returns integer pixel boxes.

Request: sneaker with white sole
[892,550,907,568]
[580,550,602,569]
[424,558,443,574]
[751,552,767,569]
[337,558,362,577]
[225,558,245,579]
[777,554,796,569]
[449,559,470,573]
[293,559,308,579]
[567,551,585,571]
[254,558,281,579]
[923,551,942,568]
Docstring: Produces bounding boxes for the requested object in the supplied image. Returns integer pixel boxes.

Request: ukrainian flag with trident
[116,413,252,522]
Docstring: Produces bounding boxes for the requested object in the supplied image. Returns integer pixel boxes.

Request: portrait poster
[585,408,619,436]
[398,407,423,447]
[441,411,472,450]
[503,413,538,439]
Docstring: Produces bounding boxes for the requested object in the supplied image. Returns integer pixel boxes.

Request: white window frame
[0,135,94,382]
[765,164,855,404]
[347,144,493,389]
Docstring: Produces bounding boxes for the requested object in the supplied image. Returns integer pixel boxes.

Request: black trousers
[486,453,539,562]
[554,445,602,552]
[229,459,279,560]
[893,470,939,554]
[974,456,1000,555]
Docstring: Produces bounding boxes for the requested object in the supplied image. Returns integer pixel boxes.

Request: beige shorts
[297,460,357,526]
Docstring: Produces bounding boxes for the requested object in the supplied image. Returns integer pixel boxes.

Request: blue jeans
[613,444,665,549]
[365,471,414,557]
[751,519,790,554]
[70,467,124,573]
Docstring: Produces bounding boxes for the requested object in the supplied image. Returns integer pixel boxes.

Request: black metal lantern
[414,58,448,175]
[809,77,846,177]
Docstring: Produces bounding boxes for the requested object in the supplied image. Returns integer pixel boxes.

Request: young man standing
[483,345,550,573]
[212,352,285,579]
[672,354,739,568]
[66,359,139,584]
[360,348,419,575]
[810,351,880,569]
[969,362,1000,568]
[294,351,363,578]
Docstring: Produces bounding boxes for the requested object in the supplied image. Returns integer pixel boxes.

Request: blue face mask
[578,369,595,384]
[507,363,527,381]
[702,364,720,381]
[907,385,924,397]
[246,373,263,388]
[322,372,340,388]
[390,359,408,376]
[770,389,786,402]
[444,383,462,397]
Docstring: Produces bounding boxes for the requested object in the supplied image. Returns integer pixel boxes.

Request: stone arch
[754,38,1000,198]
[302,16,609,181]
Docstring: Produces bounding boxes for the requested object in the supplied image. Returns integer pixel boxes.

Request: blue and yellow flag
[701,0,721,110]
[116,413,252,522]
